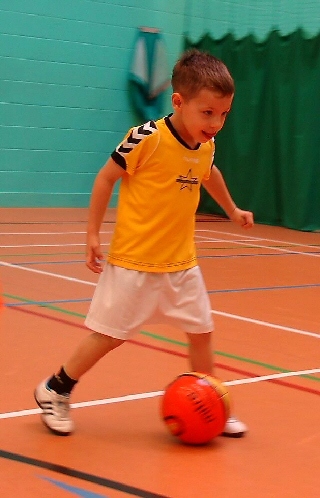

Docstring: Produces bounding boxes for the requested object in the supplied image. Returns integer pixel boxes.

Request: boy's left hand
[230,208,254,229]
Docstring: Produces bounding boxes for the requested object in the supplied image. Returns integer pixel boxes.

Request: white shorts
[85,264,214,340]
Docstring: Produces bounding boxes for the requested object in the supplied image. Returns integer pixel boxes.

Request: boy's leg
[186,331,213,375]
[34,332,124,436]
[35,265,160,435]
[63,332,124,380]
[34,265,160,436]
[186,331,247,438]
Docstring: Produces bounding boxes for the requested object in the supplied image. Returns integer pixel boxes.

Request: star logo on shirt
[176,169,199,191]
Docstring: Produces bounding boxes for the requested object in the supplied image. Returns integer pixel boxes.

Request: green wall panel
[0,34,128,68]
[0,0,183,208]
[1,127,116,152]
[1,0,319,219]
[0,189,119,208]
[0,81,129,112]
[0,104,131,133]
[1,192,92,208]
[1,171,95,193]
[0,150,108,173]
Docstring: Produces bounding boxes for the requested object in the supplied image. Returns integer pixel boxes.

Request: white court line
[1,231,113,236]
[196,229,320,257]
[2,243,87,248]
[2,242,110,248]
[0,368,319,421]
[197,228,320,250]
[212,310,320,340]
[0,260,96,286]
[225,368,320,386]
[196,234,320,258]
[2,227,318,253]
[1,261,318,340]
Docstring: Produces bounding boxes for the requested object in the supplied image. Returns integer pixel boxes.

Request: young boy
[35,49,254,438]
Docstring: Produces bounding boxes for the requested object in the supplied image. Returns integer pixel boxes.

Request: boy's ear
[171,92,183,109]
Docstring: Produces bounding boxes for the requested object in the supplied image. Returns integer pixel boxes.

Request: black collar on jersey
[164,114,201,150]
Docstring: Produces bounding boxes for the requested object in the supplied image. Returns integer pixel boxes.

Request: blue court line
[208,283,320,294]
[2,252,319,267]
[39,476,109,498]
[0,449,168,498]
[4,282,320,308]
[198,251,320,259]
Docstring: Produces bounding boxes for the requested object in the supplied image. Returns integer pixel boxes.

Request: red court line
[9,305,320,397]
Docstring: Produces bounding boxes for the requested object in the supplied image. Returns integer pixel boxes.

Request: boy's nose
[210,116,224,132]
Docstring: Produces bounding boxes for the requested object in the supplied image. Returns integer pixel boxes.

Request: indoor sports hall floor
[0,208,319,498]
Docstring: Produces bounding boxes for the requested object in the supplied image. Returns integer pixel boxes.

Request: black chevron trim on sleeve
[111,150,126,169]
[114,120,158,158]
[111,121,157,169]
[137,121,157,135]
[118,138,140,154]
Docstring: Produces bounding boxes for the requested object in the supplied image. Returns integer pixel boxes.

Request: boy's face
[171,88,233,148]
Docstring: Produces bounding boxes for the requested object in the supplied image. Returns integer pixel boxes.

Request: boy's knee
[93,332,124,351]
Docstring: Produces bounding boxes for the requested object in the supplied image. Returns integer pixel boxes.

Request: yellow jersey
[108,115,215,272]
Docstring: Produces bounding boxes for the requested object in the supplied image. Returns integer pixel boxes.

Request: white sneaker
[34,380,74,436]
[222,416,248,438]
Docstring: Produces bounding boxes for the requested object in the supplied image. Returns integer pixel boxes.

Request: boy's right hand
[86,235,104,273]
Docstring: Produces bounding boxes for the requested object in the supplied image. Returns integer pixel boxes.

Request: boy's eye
[204,110,212,116]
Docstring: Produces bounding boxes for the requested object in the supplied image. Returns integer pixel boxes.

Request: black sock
[47,366,78,395]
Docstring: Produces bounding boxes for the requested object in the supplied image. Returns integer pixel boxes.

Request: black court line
[0,449,171,498]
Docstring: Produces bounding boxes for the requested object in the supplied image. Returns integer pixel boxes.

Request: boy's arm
[201,165,254,229]
[86,158,125,273]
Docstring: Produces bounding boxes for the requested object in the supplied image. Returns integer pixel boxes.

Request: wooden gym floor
[0,208,319,498]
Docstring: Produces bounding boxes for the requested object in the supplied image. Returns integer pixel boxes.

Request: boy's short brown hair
[171,48,234,99]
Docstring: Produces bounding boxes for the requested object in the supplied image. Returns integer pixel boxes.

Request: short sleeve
[111,120,159,174]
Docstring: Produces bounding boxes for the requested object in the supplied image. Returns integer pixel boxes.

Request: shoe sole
[34,391,72,437]
[221,431,246,438]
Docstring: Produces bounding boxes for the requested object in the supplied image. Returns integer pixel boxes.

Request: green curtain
[186,30,320,231]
